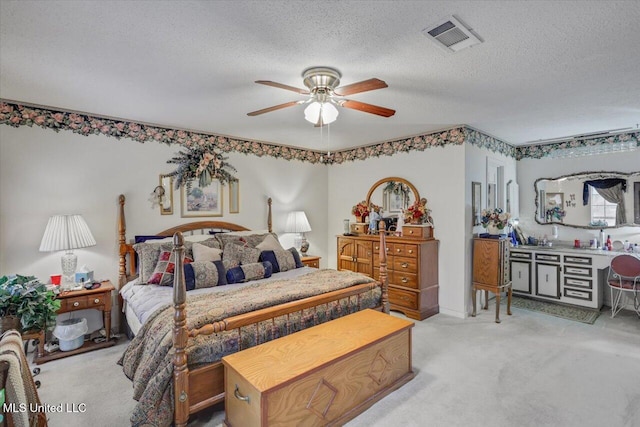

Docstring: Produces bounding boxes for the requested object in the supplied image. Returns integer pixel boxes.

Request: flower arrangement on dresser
[481,208,511,234]
[404,198,432,225]
[351,201,370,222]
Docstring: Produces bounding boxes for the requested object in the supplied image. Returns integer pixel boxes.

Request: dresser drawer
[392,244,418,257]
[564,277,592,290]
[392,256,418,273]
[563,288,592,301]
[402,225,433,239]
[563,255,592,265]
[535,253,561,263]
[564,266,592,277]
[510,251,532,260]
[391,272,418,289]
[389,287,418,310]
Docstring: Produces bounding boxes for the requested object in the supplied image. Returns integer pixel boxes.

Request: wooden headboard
[117,194,272,287]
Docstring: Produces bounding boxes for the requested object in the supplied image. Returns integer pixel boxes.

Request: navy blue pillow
[289,248,304,269]
[183,260,227,290]
[259,248,303,273]
[134,235,169,244]
[226,261,273,284]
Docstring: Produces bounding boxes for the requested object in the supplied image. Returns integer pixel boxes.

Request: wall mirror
[534,171,640,228]
[366,177,420,217]
[159,175,173,215]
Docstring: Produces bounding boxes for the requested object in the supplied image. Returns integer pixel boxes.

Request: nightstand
[301,255,321,268]
[34,280,116,364]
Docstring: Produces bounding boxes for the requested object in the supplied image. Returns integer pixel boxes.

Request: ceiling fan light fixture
[304,101,339,125]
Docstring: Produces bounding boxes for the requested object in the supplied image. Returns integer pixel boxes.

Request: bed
[116,195,391,427]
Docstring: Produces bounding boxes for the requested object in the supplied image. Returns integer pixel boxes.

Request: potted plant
[0,275,61,333]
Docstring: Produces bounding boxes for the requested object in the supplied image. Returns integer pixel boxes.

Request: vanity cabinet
[509,248,605,309]
[510,251,532,294]
[337,235,439,320]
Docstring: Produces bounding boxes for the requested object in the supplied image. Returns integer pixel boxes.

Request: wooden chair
[608,254,640,318]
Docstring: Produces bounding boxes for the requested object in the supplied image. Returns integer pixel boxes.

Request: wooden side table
[301,255,321,268]
[34,280,116,364]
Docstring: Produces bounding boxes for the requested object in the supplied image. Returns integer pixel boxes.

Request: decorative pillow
[222,243,260,268]
[255,234,285,252]
[183,260,227,290]
[133,238,220,282]
[192,242,223,262]
[226,261,273,284]
[288,247,304,269]
[259,247,301,273]
[148,251,193,286]
[217,232,279,249]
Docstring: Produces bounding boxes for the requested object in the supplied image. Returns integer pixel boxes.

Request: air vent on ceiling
[421,16,483,53]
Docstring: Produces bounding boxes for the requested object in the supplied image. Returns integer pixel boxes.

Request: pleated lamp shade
[285,211,311,234]
[39,214,96,252]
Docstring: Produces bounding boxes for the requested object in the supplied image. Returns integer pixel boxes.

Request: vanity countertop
[511,244,637,258]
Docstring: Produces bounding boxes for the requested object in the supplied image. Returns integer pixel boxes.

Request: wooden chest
[222,309,414,427]
[402,224,434,239]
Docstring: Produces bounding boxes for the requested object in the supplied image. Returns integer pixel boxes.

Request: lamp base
[61,251,77,291]
[300,238,310,255]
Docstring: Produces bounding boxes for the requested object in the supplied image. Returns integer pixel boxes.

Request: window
[590,187,617,226]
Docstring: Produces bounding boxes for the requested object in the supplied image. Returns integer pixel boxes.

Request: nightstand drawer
[63,296,88,311]
[88,294,107,307]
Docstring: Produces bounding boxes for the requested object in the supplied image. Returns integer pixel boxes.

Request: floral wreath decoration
[167,145,237,189]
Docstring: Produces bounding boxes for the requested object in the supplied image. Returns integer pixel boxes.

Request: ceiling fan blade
[339,100,395,117]
[247,101,301,116]
[333,78,388,96]
[255,80,310,95]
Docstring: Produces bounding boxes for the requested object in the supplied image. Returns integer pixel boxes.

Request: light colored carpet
[32,306,640,426]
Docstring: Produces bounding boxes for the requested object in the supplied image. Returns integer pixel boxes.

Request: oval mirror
[366,177,420,217]
[534,171,640,228]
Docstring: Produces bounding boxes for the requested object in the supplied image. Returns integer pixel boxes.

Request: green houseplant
[0,275,61,332]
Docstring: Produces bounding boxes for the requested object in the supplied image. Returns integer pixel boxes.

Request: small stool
[471,282,513,323]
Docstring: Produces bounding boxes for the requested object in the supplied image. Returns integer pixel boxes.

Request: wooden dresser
[222,309,414,427]
[471,237,512,323]
[337,234,439,320]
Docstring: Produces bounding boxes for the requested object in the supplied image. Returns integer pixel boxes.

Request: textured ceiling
[1,1,639,151]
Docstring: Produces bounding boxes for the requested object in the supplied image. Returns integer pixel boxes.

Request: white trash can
[53,318,88,351]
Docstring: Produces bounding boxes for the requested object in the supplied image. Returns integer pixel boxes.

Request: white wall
[0,125,327,329]
[464,143,518,314]
[517,151,640,245]
[327,146,468,318]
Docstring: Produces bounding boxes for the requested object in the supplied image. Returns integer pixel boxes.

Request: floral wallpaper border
[1,99,637,163]
[514,131,640,160]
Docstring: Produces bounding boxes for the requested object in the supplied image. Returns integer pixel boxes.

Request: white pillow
[192,242,223,262]
[184,234,218,242]
[256,234,285,251]
[222,229,270,236]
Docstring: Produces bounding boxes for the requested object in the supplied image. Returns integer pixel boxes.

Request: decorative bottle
[606,235,612,251]
[599,229,605,249]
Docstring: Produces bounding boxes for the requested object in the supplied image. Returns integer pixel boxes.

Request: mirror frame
[534,170,640,228]
[366,177,420,214]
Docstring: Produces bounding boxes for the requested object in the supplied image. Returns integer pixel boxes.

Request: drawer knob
[401,262,409,268]
[408,250,414,254]
[409,230,414,234]
[94,298,100,304]
[234,385,250,403]
[401,277,409,283]
[396,248,401,252]
[73,302,80,307]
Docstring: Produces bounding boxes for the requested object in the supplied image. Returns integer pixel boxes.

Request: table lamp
[39,214,96,290]
[285,211,311,255]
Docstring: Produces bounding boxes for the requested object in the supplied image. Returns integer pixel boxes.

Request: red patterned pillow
[148,251,193,286]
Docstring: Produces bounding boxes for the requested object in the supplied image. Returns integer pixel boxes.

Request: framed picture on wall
[472,181,481,226]
[229,179,239,214]
[159,174,174,215]
[181,179,222,217]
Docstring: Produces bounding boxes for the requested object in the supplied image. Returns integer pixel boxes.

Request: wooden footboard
[172,225,390,426]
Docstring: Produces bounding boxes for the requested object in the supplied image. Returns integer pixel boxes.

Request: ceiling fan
[247,66,395,126]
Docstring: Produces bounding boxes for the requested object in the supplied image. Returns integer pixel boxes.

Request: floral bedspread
[118,269,380,427]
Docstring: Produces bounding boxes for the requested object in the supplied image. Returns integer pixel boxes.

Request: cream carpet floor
[32,306,640,427]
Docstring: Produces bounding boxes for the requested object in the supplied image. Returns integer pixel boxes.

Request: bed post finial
[118,194,127,287]
[172,231,189,427]
[378,220,390,314]
[267,197,273,233]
